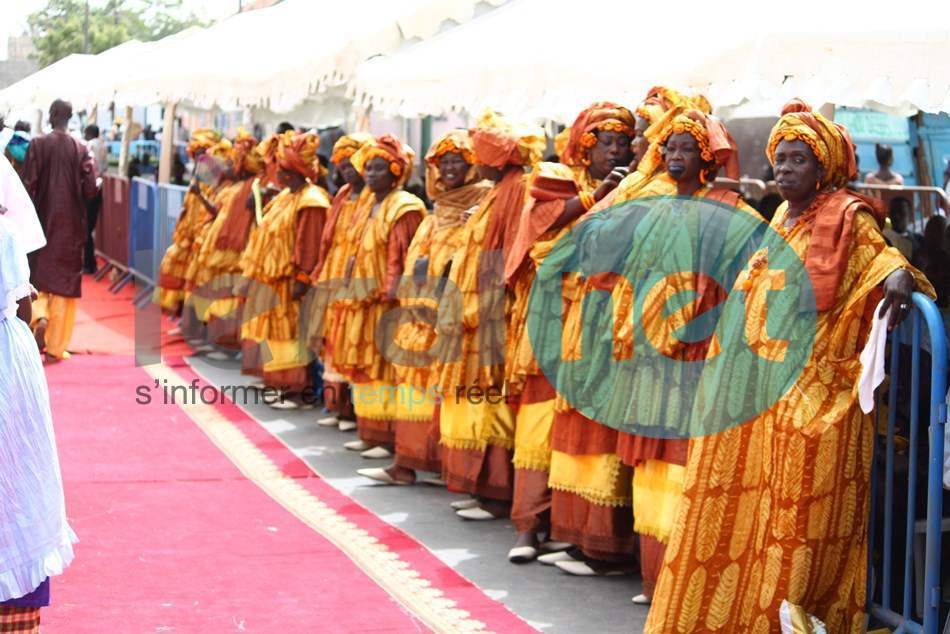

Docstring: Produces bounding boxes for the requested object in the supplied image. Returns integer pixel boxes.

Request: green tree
[28,0,206,68]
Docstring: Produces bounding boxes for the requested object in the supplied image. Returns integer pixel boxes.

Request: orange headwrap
[766,98,858,191]
[560,101,636,168]
[470,110,545,169]
[187,128,221,158]
[350,133,415,187]
[330,132,375,166]
[424,129,480,199]
[646,106,739,181]
[276,130,320,182]
[230,128,263,177]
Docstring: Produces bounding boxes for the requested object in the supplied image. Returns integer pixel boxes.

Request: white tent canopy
[0,0,504,121]
[352,0,950,121]
[0,53,95,117]
[109,0,505,113]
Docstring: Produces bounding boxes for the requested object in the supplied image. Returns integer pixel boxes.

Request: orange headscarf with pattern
[645,106,739,181]
[767,99,884,311]
[766,98,858,191]
[470,110,545,169]
[330,132,375,166]
[187,128,221,159]
[276,130,320,182]
[560,101,636,168]
[350,133,415,187]
[230,128,263,177]
[636,87,691,128]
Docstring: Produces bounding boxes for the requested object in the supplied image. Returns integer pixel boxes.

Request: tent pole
[118,105,133,177]
[158,100,177,184]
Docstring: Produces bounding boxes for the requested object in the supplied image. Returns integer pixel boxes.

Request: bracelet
[295,272,312,285]
[579,191,595,211]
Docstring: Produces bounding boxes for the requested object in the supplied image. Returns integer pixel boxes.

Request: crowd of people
[0,86,940,632]
[142,87,931,633]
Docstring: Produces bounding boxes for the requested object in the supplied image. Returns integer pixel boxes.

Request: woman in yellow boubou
[358,129,490,485]
[328,134,426,458]
[238,131,330,408]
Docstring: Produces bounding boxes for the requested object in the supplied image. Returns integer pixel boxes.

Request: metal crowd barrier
[853,184,949,231]
[868,293,948,633]
[93,174,189,307]
[95,175,130,286]
[128,177,158,304]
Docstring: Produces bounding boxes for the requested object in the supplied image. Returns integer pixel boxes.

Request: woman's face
[663,132,702,183]
[338,157,363,187]
[772,139,822,204]
[588,129,633,180]
[364,156,397,194]
[437,151,470,190]
[630,117,651,168]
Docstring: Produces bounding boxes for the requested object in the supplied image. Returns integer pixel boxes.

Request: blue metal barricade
[127,177,159,302]
[868,292,947,633]
[157,182,188,258]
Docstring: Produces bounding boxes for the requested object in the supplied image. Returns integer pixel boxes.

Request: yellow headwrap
[330,132,375,166]
[206,138,233,161]
[350,134,415,187]
[187,128,221,158]
[470,109,545,169]
[230,128,264,176]
[766,99,857,190]
[424,129,480,199]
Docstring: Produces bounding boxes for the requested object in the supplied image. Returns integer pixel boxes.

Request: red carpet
[40,276,534,632]
[69,271,191,357]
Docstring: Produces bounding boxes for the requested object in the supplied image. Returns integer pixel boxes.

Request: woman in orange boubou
[645,100,931,633]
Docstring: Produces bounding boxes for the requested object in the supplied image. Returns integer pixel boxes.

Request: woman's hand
[880,268,914,330]
[593,167,628,201]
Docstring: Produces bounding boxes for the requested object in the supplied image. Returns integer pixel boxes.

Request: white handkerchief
[858,299,890,414]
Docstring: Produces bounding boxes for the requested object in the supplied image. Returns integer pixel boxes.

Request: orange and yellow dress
[156,129,221,315]
[436,110,545,501]
[239,131,329,391]
[645,100,933,633]
[329,134,425,446]
[389,130,489,472]
[505,102,636,535]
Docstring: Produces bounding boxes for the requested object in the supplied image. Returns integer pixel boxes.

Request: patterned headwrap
[560,102,636,168]
[470,109,545,169]
[276,130,320,182]
[424,129,479,199]
[766,99,857,191]
[231,128,264,177]
[350,133,415,187]
[187,128,221,158]
[330,132,375,166]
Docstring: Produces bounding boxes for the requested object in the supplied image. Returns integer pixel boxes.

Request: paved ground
[189,355,647,633]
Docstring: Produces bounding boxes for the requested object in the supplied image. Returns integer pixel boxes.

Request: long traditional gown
[330,188,424,446]
[23,130,97,358]
[645,190,932,633]
[239,184,329,390]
